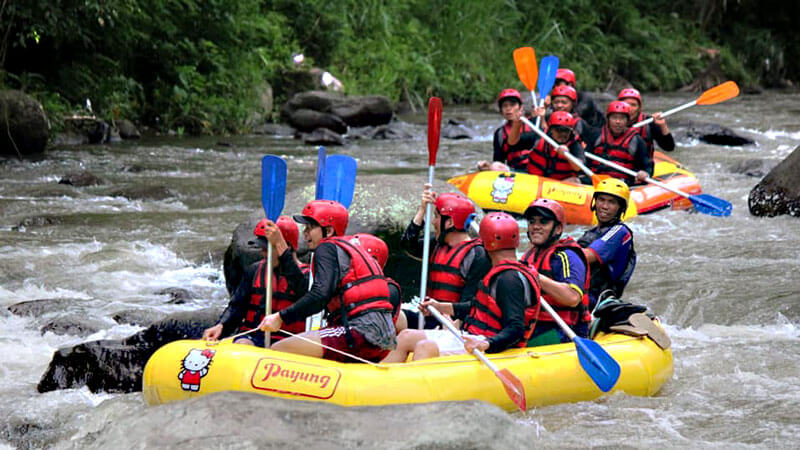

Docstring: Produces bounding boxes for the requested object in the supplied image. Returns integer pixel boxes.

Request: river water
[1,92,798,449]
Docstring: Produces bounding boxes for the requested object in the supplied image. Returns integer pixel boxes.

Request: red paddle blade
[427,97,443,166]
[697,81,740,105]
[513,47,538,92]
[496,368,527,411]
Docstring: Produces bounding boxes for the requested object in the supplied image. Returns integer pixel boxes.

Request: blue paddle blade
[536,55,560,99]
[315,146,327,200]
[261,155,287,221]
[690,193,732,217]
[574,337,621,392]
[322,154,357,208]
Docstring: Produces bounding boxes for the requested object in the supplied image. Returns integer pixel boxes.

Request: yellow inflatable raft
[143,331,673,411]
[448,152,701,225]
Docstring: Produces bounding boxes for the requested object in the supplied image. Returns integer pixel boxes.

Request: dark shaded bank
[1,0,798,136]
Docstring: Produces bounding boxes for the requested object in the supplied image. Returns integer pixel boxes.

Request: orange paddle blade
[697,81,740,105]
[513,47,538,92]
[496,368,527,412]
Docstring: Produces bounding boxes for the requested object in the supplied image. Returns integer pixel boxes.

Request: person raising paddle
[525,111,586,184]
[258,200,397,363]
[383,212,541,362]
[520,199,591,345]
[477,89,537,172]
[399,188,491,329]
[617,88,675,157]
[577,179,637,310]
[202,216,309,346]
[586,101,653,186]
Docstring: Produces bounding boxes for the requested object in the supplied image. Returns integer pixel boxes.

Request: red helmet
[480,212,519,251]
[253,218,269,237]
[551,85,577,103]
[276,215,299,250]
[606,100,632,119]
[547,111,575,129]
[617,88,642,106]
[351,233,389,268]
[497,88,522,107]
[524,198,566,227]
[294,200,349,236]
[434,193,475,231]
[555,68,576,86]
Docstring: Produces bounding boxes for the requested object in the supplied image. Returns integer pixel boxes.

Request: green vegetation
[1,0,796,134]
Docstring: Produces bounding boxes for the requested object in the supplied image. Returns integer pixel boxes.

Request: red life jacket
[631,113,655,158]
[463,261,541,348]
[240,261,310,339]
[589,126,638,181]
[500,122,534,171]
[520,237,592,326]
[427,238,483,303]
[526,137,581,180]
[320,237,393,324]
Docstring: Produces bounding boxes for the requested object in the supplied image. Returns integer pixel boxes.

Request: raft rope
[208,327,388,368]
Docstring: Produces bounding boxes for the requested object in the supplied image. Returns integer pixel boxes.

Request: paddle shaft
[417,166,435,329]
[520,116,596,179]
[583,153,692,200]
[427,305,503,373]
[633,100,696,128]
[538,296,577,340]
[264,243,274,346]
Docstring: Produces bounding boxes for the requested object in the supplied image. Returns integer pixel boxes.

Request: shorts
[422,329,487,356]
[319,326,390,363]
[234,331,266,348]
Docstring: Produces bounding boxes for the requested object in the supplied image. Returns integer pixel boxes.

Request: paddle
[538,298,620,392]
[520,115,603,186]
[513,47,538,110]
[633,81,740,128]
[582,152,732,216]
[315,146,327,200]
[535,55,559,128]
[261,155,287,346]
[417,97,443,329]
[426,304,527,411]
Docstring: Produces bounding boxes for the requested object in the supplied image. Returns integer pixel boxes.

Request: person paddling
[202,216,309,346]
[586,101,653,186]
[258,200,396,363]
[525,111,586,184]
[477,89,537,172]
[577,179,637,310]
[553,68,604,129]
[520,199,591,345]
[617,88,675,157]
[383,212,541,362]
[350,233,406,332]
[399,188,491,329]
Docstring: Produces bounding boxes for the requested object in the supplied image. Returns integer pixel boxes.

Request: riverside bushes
[0,0,795,134]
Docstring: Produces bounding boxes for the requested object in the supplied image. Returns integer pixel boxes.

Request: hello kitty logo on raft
[491,174,516,204]
[178,348,215,392]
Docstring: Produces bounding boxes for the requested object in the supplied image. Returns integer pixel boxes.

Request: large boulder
[302,127,345,146]
[282,91,393,128]
[0,90,49,157]
[288,108,347,134]
[671,120,755,147]
[58,171,104,187]
[748,145,800,217]
[37,308,222,393]
[51,117,111,146]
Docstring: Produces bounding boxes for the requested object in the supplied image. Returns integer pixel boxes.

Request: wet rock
[58,170,104,187]
[116,119,140,139]
[282,91,393,128]
[348,121,415,140]
[442,118,475,140]
[8,298,83,317]
[37,308,222,393]
[671,120,755,147]
[302,127,345,146]
[749,145,800,217]
[223,219,264,294]
[40,314,107,337]
[728,159,778,178]
[112,309,167,327]
[252,122,295,136]
[55,117,111,145]
[288,108,348,134]
[64,392,535,449]
[107,185,175,201]
[0,90,49,157]
[155,287,194,304]
[14,215,64,230]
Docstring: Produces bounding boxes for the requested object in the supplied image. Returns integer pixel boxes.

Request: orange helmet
[294,200,349,236]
